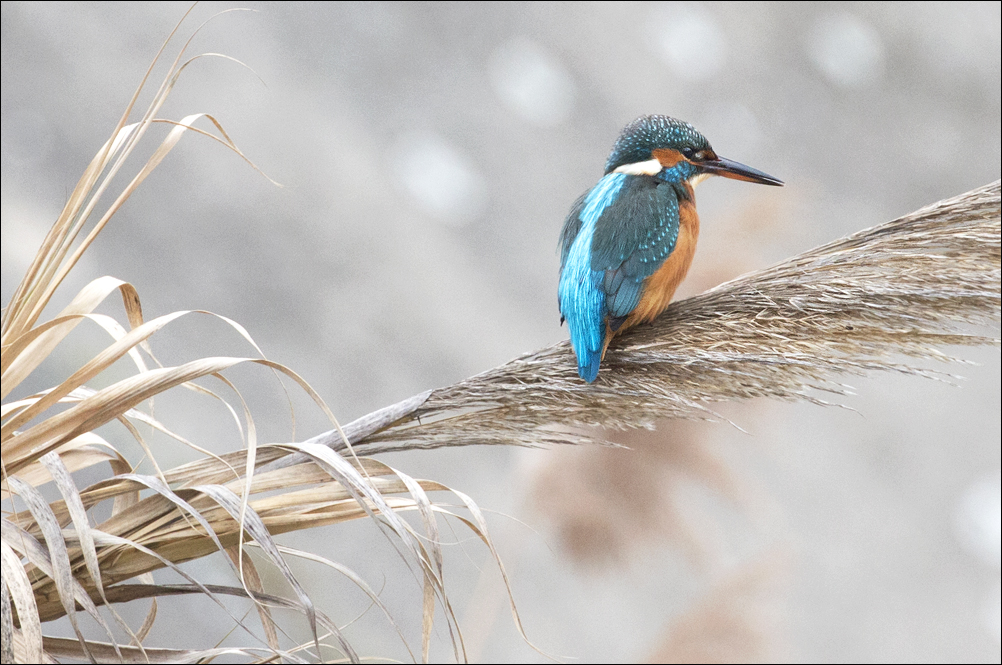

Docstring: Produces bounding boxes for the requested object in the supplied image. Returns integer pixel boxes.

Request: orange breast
[622,194,700,330]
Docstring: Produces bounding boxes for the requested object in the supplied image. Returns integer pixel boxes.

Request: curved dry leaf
[133,576,157,645]
[207,372,259,565]
[1,541,43,664]
[2,309,194,439]
[388,465,455,661]
[55,111,259,301]
[287,443,436,573]
[42,635,304,665]
[151,114,279,187]
[1,576,12,663]
[93,580,354,663]
[3,435,125,494]
[5,478,94,659]
[6,356,264,474]
[87,529,277,648]
[37,451,147,656]
[82,312,149,372]
[37,453,104,594]
[284,442,465,661]
[263,541,416,662]
[446,487,554,659]
[189,483,344,662]
[226,547,280,653]
[1,277,141,399]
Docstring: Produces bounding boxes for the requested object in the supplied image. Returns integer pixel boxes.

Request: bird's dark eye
[683,149,714,162]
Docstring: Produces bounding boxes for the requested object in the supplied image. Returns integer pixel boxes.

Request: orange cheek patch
[652,148,686,168]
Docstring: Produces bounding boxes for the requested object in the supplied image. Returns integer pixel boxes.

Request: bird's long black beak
[701,156,783,186]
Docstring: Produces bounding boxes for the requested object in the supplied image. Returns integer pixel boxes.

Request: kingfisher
[558,114,783,382]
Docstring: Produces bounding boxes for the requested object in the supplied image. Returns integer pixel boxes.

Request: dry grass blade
[324,180,1000,454]
[1,277,141,400]
[446,488,554,659]
[82,529,282,646]
[263,542,416,661]
[3,434,127,494]
[189,484,348,662]
[1,575,9,662]
[0,574,12,664]
[5,477,107,661]
[1,541,42,664]
[225,547,280,653]
[41,635,303,664]
[282,442,466,661]
[35,453,142,652]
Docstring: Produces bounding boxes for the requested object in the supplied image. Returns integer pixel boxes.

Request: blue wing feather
[592,177,680,275]
[593,178,680,318]
[559,174,682,382]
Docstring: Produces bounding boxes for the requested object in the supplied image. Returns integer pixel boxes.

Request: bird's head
[604,114,783,187]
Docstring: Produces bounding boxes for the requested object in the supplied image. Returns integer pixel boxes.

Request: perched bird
[558,115,783,382]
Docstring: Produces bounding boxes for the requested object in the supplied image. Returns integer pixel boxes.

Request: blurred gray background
[2,2,1000,662]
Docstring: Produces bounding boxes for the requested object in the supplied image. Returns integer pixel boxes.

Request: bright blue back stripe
[558,173,626,381]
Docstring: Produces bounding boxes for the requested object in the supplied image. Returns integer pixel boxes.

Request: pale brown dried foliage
[1,9,517,664]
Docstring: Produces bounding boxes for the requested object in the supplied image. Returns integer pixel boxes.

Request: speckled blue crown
[604,115,711,174]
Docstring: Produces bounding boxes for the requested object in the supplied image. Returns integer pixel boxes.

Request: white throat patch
[688,172,710,187]
[613,158,663,176]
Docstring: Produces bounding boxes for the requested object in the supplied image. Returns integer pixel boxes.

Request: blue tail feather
[578,346,602,383]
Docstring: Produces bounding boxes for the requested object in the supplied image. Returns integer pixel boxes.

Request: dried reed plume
[305,181,1001,456]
